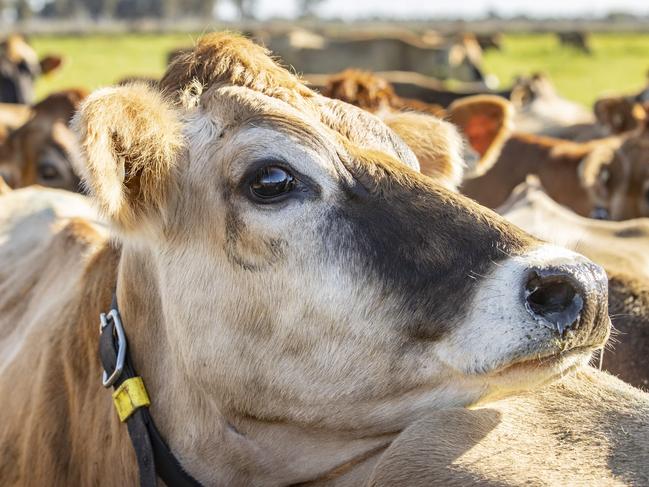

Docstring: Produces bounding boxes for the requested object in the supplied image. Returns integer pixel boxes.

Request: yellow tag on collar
[112,377,151,422]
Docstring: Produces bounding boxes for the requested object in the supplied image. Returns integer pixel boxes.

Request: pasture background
[31,32,649,106]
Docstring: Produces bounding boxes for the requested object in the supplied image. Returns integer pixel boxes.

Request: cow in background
[320,69,512,183]
[0,89,85,191]
[557,31,592,54]
[0,34,63,104]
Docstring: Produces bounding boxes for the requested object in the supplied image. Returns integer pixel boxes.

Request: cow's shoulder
[0,187,107,343]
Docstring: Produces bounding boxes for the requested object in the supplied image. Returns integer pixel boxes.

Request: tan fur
[0,32,620,486]
[72,84,183,230]
[161,32,313,107]
[578,121,649,220]
[0,174,9,193]
[370,370,649,486]
[594,96,646,135]
[0,102,32,141]
[383,111,465,189]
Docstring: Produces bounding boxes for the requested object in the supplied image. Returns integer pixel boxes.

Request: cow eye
[249,165,296,201]
[38,162,60,181]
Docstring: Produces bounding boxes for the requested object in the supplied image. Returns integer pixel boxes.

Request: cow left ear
[72,83,183,231]
[446,95,513,176]
[383,111,465,190]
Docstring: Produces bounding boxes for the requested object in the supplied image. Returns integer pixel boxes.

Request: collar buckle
[100,308,127,387]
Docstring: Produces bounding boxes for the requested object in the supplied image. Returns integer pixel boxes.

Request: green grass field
[31,32,649,107]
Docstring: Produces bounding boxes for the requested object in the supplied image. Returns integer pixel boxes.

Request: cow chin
[479,347,594,401]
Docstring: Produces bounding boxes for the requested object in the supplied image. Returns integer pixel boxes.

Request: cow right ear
[72,83,183,231]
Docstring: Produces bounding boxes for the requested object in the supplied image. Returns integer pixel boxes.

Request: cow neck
[111,248,395,485]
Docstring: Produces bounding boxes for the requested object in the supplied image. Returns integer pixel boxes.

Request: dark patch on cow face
[323,148,537,342]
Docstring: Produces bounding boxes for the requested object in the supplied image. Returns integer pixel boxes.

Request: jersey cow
[462,112,649,221]
[0,88,85,191]
[0,34,62,104]
[0,33,619,485]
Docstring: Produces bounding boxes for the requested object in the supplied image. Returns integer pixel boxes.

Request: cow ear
[72,83,183,231]
[383,111,465,190]
[39,55,63,75]
[446,95,513,176]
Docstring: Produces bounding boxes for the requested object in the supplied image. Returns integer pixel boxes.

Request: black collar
[99,295,203,487]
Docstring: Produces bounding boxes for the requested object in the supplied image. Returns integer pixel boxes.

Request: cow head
[580,113,649,220]
[510,72,557,108]
[0,34,63,104]
[73,33,609,479]
[594,95,645,135]
[0,89,85,191]
[322,69,402,113]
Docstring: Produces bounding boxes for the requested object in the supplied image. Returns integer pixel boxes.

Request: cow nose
[524,263,606,336]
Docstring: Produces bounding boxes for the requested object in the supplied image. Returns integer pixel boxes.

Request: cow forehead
[198,84,420,171]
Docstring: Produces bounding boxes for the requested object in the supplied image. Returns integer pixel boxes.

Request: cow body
[0,33,620,485]
[370,370,649,486]
[266,32,486,83]
[461,132,599,216]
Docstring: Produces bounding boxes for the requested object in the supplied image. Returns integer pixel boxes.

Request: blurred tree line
[4,0,325,20]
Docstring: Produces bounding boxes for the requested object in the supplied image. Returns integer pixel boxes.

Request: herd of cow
[1,30,649,485]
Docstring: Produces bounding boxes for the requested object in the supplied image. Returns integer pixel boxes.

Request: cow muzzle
[437,245,610,382]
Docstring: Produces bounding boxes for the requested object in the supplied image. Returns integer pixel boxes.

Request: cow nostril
[525,271,584,335]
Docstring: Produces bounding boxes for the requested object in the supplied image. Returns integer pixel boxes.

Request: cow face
[0,34,63,104]
[0,90,83,192]
[594,96,645,135]
[73,34,610,432]
[580,122,649,220]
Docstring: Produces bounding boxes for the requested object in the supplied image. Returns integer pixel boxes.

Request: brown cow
[500,179,649,388]
[593,95,646,135]
[0,89,85,191]
[462,115,649,220]
[0,33,616,485]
